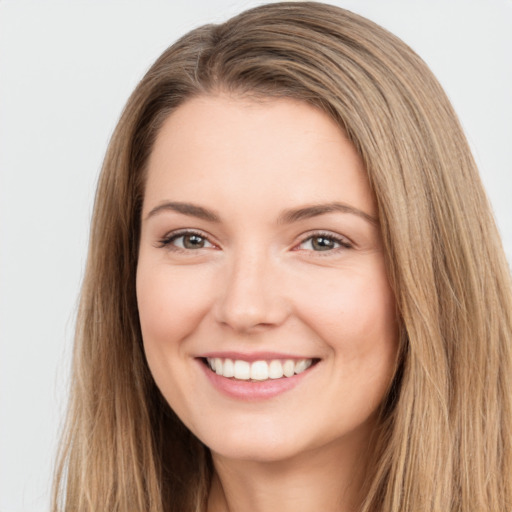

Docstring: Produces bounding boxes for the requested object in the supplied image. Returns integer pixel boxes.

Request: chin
[209,439,303,464]
[194,420,306,463]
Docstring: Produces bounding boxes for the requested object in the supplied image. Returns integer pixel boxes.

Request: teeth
[251,361,269,381]
[269,360,284,379]
[223,358,234,378]
[206,357,314,381]
[294,359,312,373]
[283,359,295,377]
[234,360,251,380]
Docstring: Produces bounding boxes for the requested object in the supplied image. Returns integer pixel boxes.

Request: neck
[207,436,372,512]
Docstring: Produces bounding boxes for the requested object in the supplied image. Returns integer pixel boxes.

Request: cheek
[297,265,398,361]
[136,264,217,385]
[136,263,216,417]
[136,264,209,343]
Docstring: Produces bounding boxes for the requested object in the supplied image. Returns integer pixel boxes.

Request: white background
[0,1,510,510]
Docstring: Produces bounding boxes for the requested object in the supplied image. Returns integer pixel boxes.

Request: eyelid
[155,228,353,253]
[157,228,218,250]
[293,230,354,252]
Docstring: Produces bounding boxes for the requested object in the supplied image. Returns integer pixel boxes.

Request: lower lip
[198,360,314,400]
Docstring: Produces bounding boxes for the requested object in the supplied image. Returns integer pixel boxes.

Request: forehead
[143,94,375,219]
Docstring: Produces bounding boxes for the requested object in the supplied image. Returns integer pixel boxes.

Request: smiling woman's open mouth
[200,357,320,382]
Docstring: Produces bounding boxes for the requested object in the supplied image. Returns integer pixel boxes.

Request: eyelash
[295,231,353,253]
[157,229,215,252]
[157,230,353,253]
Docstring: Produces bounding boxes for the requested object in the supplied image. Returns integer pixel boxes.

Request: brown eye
[182,234,207,249]
[311,236,337,251]
[297,233,352,252]
[160,231,214,250]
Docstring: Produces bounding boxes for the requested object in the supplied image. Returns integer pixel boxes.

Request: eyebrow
[145,200,377,225]
[277,202,378,226]
[146,201,221,222]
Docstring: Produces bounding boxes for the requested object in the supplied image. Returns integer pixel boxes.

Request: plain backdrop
[0,0,511,510]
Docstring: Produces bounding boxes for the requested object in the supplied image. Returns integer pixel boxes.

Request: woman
[52,2,512,511]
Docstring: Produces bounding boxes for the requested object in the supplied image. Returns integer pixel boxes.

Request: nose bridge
[215,243,288,332]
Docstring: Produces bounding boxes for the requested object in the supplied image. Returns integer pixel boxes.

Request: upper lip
[197,351,318,362]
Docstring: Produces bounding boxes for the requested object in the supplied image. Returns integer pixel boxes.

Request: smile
[206,357,314,381]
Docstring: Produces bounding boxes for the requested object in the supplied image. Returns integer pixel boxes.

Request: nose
[214,249,291,333]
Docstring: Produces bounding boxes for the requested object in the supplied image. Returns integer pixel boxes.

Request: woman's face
[137,95,398,463]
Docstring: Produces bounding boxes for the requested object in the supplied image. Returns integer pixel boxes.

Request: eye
[297,233,352,252]
[159,230,215,250]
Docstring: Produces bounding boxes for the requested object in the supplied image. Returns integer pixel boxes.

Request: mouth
[202,357,319,382]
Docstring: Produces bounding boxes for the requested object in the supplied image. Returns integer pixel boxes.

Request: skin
[137,94,398,512]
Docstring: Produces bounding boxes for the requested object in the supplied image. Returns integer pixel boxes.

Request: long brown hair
[52,3,512,511]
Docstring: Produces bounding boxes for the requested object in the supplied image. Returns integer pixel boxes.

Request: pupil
[312,236,334,251]
[184,234,204,249]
